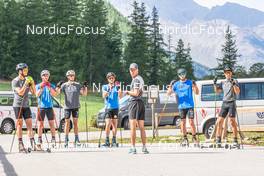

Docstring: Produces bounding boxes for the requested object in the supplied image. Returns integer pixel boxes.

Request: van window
[201,84,223,101]
[0,95,13,106]
[262,84,264,99]
[244,83,261,100]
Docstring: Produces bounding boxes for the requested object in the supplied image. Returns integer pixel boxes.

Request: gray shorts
[128,100,145,121]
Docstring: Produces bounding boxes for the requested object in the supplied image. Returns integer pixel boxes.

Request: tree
[172,39,195,80]
[216,25,241,76]
[148,6,167,85]
[123,1,151,83]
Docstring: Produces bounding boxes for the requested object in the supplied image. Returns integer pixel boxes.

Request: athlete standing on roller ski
[35,70,57,150]
[167,68,199,147]
[125,63,149,154]
[101,72,122,147]
[214,66,240,148]
[56,70,88,147]
[12,63,36,152]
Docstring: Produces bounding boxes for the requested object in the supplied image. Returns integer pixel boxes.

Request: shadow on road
[0,146,17,176]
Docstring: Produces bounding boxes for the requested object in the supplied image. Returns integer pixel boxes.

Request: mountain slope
[205,2,264,27]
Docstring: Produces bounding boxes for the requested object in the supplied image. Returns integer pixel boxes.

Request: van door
[240,82,264,131]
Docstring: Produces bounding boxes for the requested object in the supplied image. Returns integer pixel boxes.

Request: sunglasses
[108,77,115,80]
[178,73,186,77]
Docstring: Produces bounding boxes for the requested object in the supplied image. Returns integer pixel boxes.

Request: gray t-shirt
[220,79,239,102]
[12,77,30,107]
[61,82,82,109]
[130,75,144,101]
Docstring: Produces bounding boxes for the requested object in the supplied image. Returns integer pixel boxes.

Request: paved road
[1,130,264,176]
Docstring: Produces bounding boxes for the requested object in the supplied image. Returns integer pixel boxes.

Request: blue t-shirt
[172,80,194,109]
[36,83,56,108]
[102,84,119,110]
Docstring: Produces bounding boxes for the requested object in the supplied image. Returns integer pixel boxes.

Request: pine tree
[149,6,167,84]
[216,25,241,76]
[123,1,151,83]
[249,63,264,77]
[173,39,195,80]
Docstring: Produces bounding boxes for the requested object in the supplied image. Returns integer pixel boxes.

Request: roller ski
[110,137,119,148]
[180,136,189,147]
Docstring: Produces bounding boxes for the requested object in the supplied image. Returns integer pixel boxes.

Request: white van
[193,78,264,139]
[0,91,72,134]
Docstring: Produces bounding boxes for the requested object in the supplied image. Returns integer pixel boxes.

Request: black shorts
[65,108,79,119]
[38,108,54,121]
[13,107,32,120]
[105,109,119,119]
[128,100,145,121]
[179,108,194,120]
[219,101,236,118]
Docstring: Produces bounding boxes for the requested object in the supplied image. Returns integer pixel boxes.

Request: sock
[38,136,42,143]
[18,138,23,144]
[233,137,238,143]
[192,135,197,140]
[52,136,56,140]
[183,135,187,139]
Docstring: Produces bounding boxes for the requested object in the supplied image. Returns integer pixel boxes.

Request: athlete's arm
[232,80,240,95]
[126,88,140,97]
[80,86,88,96]
[192,81,199,95]
[214,84,222,94]
[118,89,122,99]
[167,85,173,96]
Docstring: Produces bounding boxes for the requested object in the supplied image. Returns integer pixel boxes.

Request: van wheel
[123,118,130,130]
[204,120,216,139]
[0,119,15,134]
[173,117,181,128]
[59,119,72,133]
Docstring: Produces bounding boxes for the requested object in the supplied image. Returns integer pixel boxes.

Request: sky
[194,0,264,12]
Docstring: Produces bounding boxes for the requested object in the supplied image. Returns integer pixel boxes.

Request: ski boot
[51,138,56,149]
[64,136,69,148]
[216,137,222,148]
[180,136,189,147]
[142,146,149,154]
[192,135,200,148]
[18,142,28,153]
[28,138,37,152]
[102,137,110,147]
[128,147,137,154]
[111,137,119,148]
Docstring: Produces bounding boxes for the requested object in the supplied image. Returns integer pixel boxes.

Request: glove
[83,81,88,88]
[213,76,218,85]
[56,81,64,88]
[231,79,237,86]
[25,76,34,86]
[170,80,177,87]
